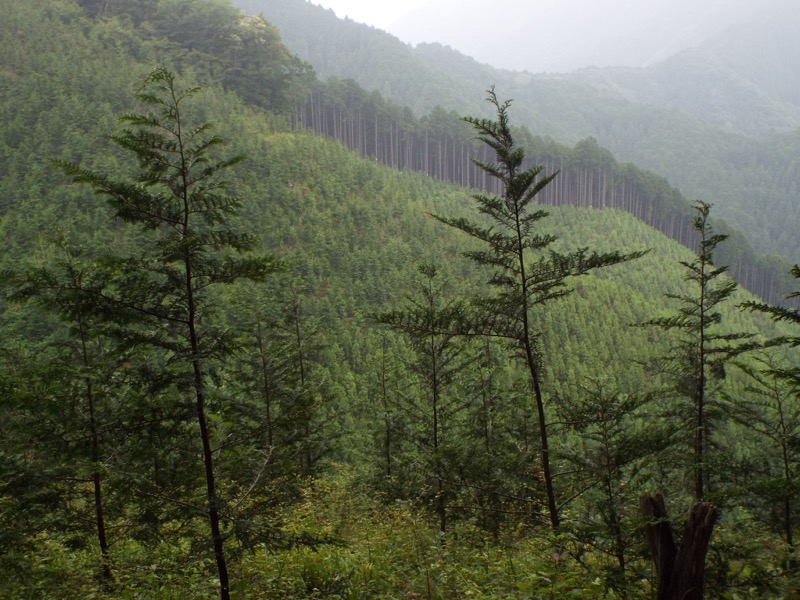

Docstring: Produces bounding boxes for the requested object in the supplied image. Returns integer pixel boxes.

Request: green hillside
[2,1,800,598]
[244,0,800,263]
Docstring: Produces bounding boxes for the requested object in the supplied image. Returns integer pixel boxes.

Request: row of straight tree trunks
[293,89,788,306]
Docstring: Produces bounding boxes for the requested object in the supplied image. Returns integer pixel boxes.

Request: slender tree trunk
[256,324,275,451]
[78,314,112,581]
[516,211,559,530]
[529,360,559,530]
[186,263,230,600]
[430,334,446,534]
[193,361,230,600]
[696,224,708,501]
[174,107,231,598]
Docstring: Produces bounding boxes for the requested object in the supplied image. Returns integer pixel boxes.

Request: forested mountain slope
[2,1,800,597]
[1,0,779,417]
[0,0,767,394]
[241,0,800,263]
[579,0,800,136]
[293,77,794,304]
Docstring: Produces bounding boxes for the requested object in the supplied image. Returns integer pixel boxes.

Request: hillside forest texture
[2,1,800,599]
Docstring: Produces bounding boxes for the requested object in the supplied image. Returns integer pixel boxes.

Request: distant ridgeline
[293,78,795,306]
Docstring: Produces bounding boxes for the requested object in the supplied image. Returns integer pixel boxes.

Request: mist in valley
[385,0,785,73]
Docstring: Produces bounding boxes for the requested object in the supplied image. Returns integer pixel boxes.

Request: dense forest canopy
[1,0,800,598]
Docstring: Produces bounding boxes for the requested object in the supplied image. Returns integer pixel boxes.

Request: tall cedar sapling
[2,244,116,582]
[58,68,279,600]
[432,88,645,529]
[557,381,669,597]
[638,201,752,600]
[742,264,800,556]
[264,286,328,476]
[377,263,472,533]
[641,201,750,500]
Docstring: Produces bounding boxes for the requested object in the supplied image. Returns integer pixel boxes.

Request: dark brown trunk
[696,229,708,501]
[530,359,559,530]
[77,310,112,582]
[193,359,230,600]
[178,106,230,597]
[182,232,228,600]
[516,212,559,531]
[640,493,717,600]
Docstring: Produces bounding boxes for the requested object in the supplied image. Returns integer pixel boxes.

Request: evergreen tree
[376,263,472,533]
[432,88,644,529]
[557,381,669,596]
[228,282,298,476]
[642,201,750,500]
[740,265,800,555]
[268,284,330,476]
[2,244,116,581]
[371,331,406,485]
[58,68,279,600]
[459,336,533,539]
[726,354,800,553]
[742,264,800,387]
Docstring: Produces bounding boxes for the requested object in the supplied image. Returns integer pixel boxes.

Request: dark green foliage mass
[557,382,670,596]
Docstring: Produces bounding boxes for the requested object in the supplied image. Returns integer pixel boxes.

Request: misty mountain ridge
[573,0,800,135]
[247,0,800,137]
[388,0,768,74]
[242,0,800,266]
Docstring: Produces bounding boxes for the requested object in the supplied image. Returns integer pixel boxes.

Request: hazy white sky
[308,0,768,73]
[313,0,427,29]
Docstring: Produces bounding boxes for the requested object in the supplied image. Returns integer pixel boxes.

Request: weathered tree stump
[640,493,718,600]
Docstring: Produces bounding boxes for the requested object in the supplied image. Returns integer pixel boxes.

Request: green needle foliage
[557,381,670,596]
[642,201,752,501]
[432,88,646,530]
[376,263,472,533]
[727,353,800,552]
[739,266,800,556]
[57,67,281,600]
[2,243,117,583]
[743,265,800,387]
